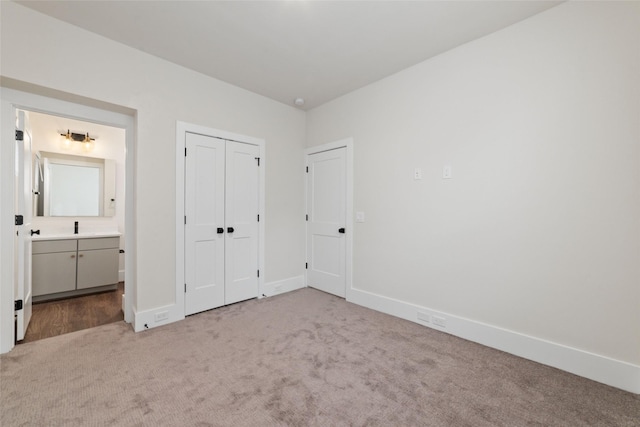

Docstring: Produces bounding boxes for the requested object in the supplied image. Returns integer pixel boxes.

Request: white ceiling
[17,1,561,110]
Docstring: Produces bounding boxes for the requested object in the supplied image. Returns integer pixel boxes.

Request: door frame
[175,121,265,317]
[305,138,354,300]
[0,87,136,354]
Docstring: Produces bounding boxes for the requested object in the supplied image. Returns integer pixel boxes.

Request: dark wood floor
[20,282,124,344]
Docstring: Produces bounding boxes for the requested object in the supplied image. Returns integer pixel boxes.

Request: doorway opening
[20,111,126,343]
[0,86,136,354]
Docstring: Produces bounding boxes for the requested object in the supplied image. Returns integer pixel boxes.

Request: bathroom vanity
[32,233,120,302]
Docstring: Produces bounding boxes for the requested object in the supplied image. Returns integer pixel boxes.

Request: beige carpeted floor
[1,288,638,426]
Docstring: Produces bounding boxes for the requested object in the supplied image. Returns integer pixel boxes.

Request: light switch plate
[355,212,365,223]
[443,165,452,179]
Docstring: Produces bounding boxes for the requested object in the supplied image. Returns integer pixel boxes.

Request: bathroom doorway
[19,110,126,343]
[1,87,136,353]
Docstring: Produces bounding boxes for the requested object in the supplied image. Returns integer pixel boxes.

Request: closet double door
[185,132,260,316]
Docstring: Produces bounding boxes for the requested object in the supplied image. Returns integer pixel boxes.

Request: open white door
[15,110,33,341]
[184,132,226,316]
[224,141,260,305]
[306,147,347,298]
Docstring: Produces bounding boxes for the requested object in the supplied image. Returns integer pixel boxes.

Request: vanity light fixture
[60,129,96,151]
[82,133,94,151]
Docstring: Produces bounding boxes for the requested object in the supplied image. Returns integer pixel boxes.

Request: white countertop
[32,231,122,241]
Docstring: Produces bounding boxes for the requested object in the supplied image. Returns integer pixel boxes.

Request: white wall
[307,0,640,371]
[0,2,306,315]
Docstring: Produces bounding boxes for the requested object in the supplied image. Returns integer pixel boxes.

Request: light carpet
[1,288,638,426]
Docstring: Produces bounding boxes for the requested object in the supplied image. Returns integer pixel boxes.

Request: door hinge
[15,300,23,311]
[305,262,308,269]
[257,214,260,222]
[184,216,186,225]
[15,130,24,141]
[306,166,308,173]
[185,147,187,156]
[305,214,308,221]
[255,157,260,166]
[184,283,187,293]
[15,215,24,226]
[257,269,260,278]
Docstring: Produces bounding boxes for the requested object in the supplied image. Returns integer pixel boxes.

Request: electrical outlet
[432,315,446,328]
[414,168,423,180]
[154,311,169,322]
[417,312,431,323]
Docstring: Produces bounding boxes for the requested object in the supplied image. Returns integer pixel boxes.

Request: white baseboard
[132,277,306,333]
[348,287,640,394]
[133,303,183,333]
[262,275,306,298]
[118,269,125,282]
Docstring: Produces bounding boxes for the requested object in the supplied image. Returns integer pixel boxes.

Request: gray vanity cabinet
[32,240,77,296]
[77,238,119,289]
[32,236,120,301]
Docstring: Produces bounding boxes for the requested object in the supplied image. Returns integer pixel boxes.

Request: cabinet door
[76,248,119,289]
[32,252,77,296]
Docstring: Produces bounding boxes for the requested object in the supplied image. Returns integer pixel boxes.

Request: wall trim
[261,275,306,298]
[134,275,306,333]
[348,287,640,394]
[132,303,181,333]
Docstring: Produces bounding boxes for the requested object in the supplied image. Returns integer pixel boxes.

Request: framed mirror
[36,151,116,217]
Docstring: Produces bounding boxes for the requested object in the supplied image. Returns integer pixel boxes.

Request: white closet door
[185,133,225,315]
[307,147,347,297]
[225,141,260,304]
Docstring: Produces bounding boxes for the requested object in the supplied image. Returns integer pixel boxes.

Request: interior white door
[15,110,33,340]
[184,132,225,316]
[224,141,260,305]
[307,147,347,297]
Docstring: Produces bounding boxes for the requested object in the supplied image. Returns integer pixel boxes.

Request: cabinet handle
[79,254,84,258]
[71,255,76,258]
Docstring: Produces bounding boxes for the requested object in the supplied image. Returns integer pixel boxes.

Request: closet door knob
[338,228,345,234]
[217,228,224,234]
[227,227,235,233]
